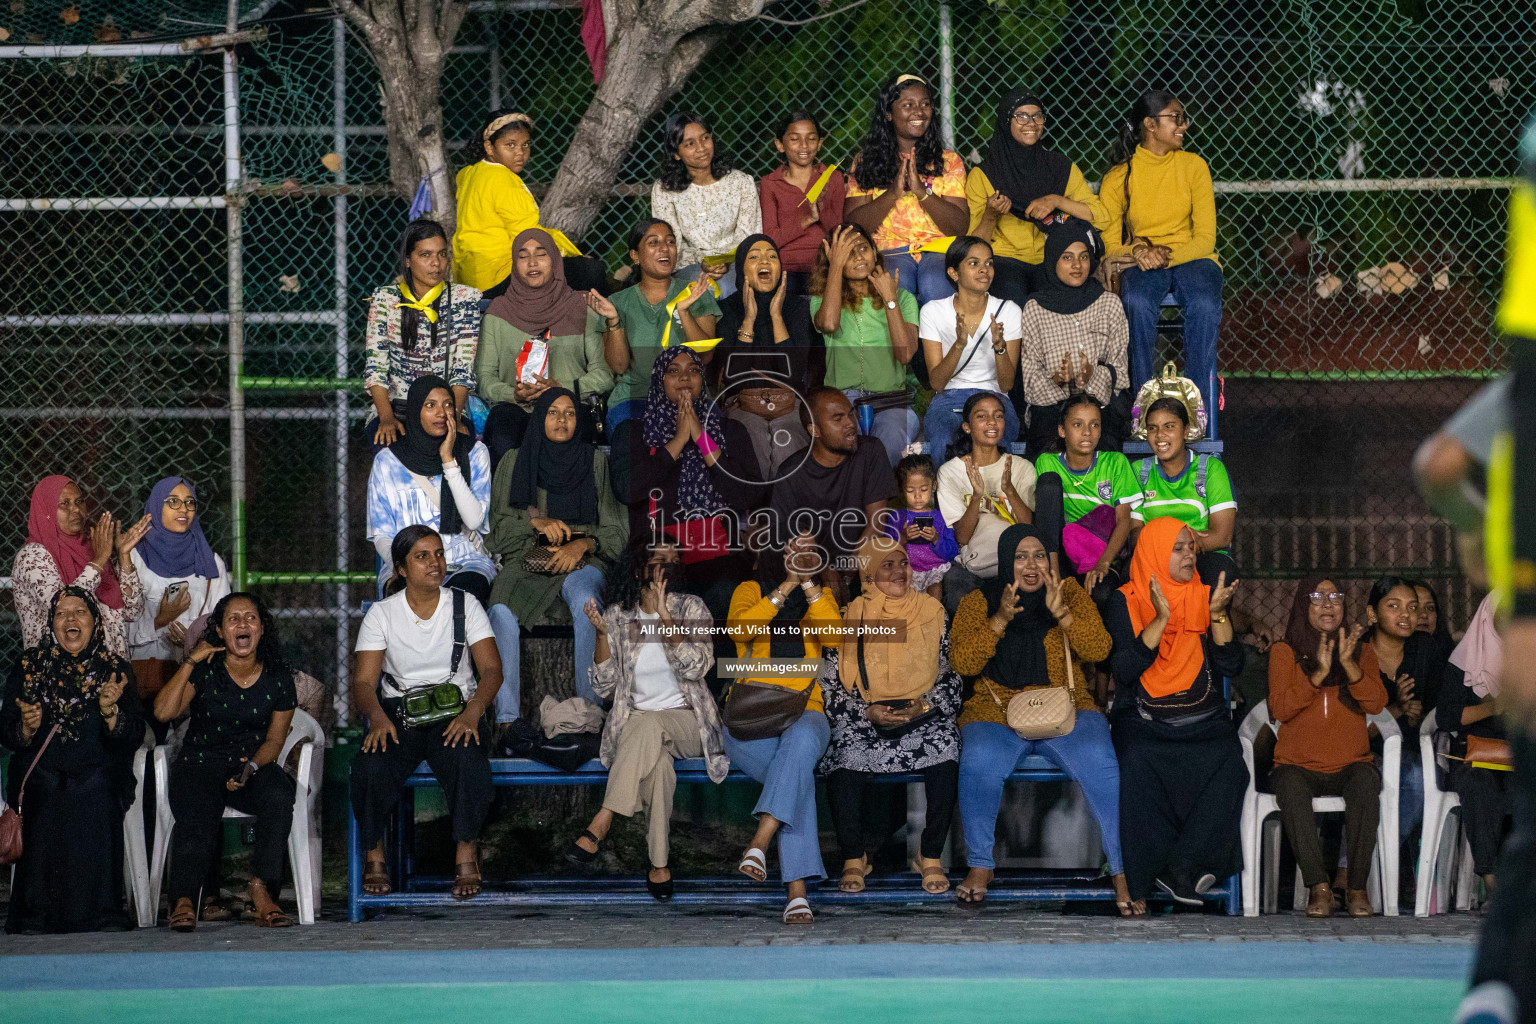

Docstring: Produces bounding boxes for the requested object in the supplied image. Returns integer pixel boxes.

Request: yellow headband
[894,73,927,88]
[483,112,533,144]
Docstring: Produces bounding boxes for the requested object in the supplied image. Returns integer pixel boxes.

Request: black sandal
[563,829,603,867]
[646,866,674,902]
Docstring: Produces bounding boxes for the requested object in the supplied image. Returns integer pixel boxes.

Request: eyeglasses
[1011,112,1045,125]
[164,496,199,512]
[1308,591,1344,605]
[1155,112,1192,127]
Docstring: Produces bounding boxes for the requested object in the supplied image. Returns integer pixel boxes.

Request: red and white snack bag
[517,331,550,384]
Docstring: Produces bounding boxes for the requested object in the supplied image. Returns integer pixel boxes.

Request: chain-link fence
[2,0,1525,721]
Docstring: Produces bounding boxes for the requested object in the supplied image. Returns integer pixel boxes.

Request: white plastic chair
[1239,699,1400,916]
[149,708,324,924]
[1414,707,1477,916]
[123,724,157,927]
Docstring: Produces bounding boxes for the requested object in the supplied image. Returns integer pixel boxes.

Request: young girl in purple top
[884,454,959,597]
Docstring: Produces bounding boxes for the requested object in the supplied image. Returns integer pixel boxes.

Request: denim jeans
[881,249,954,306]
[1118,257,1223,417]
[958,714,1124,873]
[490,565,605,722]
[841,387,919,468]
[1400,747,1425,840]
[675,262,738,299]
[924,388,1018,466]
[722,712,831,884]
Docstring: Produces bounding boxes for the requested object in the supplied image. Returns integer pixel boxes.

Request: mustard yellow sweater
[965,164,1109,266]
[1099,147,1219,268]
[948,580,1110,727]
[725,581,842,714]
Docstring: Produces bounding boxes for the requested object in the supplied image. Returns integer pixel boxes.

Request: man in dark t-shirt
[769,387,896,588]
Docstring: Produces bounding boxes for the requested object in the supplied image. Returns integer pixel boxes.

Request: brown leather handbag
[1465,734,1513,769]
[723,681,811,741]
[0,724,59,866]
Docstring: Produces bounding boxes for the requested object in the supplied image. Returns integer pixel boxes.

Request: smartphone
[912,514,933,543]
[163,581,189,603]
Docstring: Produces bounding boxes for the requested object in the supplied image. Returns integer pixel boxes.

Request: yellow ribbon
[804,163,839,204]
[659,288,722,353]
[545,228,583,258]
[397,279,445,323]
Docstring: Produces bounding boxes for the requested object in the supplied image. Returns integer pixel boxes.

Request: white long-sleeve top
[127,548,232,661]
[650,170,761,269]
[366,442,495,586]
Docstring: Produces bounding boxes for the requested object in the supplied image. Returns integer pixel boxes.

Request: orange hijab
[1118,517,1210,698]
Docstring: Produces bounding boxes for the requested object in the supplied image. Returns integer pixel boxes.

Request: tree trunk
[332,0,468,232]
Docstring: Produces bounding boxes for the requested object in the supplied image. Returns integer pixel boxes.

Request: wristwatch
[885,299,897,310]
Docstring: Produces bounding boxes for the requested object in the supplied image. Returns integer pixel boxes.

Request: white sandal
[782,896,813,925]
[738,848,768,882]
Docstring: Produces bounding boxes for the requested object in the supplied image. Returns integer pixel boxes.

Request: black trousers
[350,708,492,850]
[1270,761,1381,889]
[1449,761,1514,875]
[1469,734,1536,1020]
[445,570,492,608]
[826,761,959,861]
[168,761,295,905]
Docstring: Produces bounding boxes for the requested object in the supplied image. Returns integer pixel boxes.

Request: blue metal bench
[347,755,1241,920]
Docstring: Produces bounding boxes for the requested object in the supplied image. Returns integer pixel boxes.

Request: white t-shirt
[918,295,1023,392]
[355,588,495,699]
[936,452,1038,577]
[127,549,232,661]
[629,610,687,712]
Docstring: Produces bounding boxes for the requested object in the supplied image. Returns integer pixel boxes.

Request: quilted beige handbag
[986,632,1078,740]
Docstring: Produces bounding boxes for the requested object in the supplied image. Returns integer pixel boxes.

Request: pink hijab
[1450,592,1502,698]
[27,475,125,609]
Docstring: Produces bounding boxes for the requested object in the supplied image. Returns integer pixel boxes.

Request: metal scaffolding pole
[333,16,353,723]
[938,4,955,152]
[225,0,247,588]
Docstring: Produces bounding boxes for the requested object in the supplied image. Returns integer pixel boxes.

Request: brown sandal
[248,881,292,928]
[839,856,872,893]
[363,857,391,896]
[913,858,950,894]
[169,898,197,932]
[452,858,482,901]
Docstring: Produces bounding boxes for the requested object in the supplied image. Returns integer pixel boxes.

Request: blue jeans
[1118,257,1223,419]
[489,565,606,722]
[675,263,738,299]
[841,387,918,468]
[958,714,1124,873]
[487,604,523,724]
[722,711,831,884]
[1400,747,1425,840]
[925,388,1018,466]
[882,249,954,306]
[605,398,645,439]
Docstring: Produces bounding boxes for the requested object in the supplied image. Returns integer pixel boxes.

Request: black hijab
[977,523,1056,690]
[977,89,1073,223]
[17,586,132,743]
[505,387,599,524]
[1031,221,1106,316]
[714,233,818,391]
[755,546,810,659]
[388,374,474,533]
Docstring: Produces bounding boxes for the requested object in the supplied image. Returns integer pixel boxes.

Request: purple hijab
[137,476,221,579]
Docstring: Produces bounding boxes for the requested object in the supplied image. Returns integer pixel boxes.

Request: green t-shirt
[1035,451,1141,523]
[1130,453,1237,534]
[810,289,918,393]
[609,280,722,406]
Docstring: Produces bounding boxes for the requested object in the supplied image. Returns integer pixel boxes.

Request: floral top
[590,592,729,782]
[817,627,962,774]
[363,281,483,401]
[847,149,967,253]
[10,543,145,659]
[650,171,762,269]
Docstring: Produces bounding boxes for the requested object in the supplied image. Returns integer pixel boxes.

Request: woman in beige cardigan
[562,538,726,899]
[948,523,1135,913]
